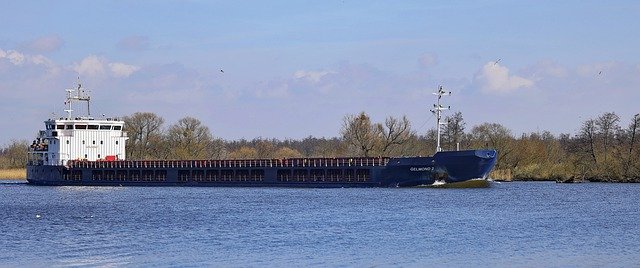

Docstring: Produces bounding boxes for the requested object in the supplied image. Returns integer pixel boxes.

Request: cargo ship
[26,83,497,187]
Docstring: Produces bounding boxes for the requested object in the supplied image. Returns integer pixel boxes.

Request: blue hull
[27,150,497,187]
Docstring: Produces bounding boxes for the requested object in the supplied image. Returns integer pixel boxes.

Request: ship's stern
[26,164,66,185]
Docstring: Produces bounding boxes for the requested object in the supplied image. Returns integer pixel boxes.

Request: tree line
[1,111,639,182]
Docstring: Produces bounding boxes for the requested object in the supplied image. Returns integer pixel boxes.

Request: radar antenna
[430,85,450,153]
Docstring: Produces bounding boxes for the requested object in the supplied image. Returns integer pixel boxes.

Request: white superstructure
[28,82,128,166]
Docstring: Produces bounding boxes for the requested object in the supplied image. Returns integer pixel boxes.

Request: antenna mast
[431,85,450,153]
[64,78,92,119]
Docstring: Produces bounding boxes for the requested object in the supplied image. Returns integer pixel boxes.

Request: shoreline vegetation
[0,169,26,180]
[3,111,639,183]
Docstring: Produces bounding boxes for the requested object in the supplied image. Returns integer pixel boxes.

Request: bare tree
[625,114,640,178]
[595,112,620,163]
[274,147,303,158]
[580,119,598,165]
[228,146,258,159]
[341,112,381,157]
[379,115,414,155]
[255,139,276,159]
[123,112,165,159]
[470,122,514,169]
[167,117,213,159]
[208,138,227,159]
[0,140,29,168]
[442,111,466,150]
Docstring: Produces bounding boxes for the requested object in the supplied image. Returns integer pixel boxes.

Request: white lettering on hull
[410,167,433,172]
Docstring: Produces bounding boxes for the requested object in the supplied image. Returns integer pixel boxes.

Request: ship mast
[431,86,450,153]
[64,79,91,119]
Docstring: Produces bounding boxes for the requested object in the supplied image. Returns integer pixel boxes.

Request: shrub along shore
[0,169,26,180]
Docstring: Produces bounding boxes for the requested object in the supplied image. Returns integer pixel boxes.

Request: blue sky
[1,1,639,145]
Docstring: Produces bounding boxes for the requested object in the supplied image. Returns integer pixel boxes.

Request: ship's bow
[433,149,497,183]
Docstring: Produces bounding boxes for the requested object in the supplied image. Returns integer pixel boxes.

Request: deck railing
[67,157,390,169]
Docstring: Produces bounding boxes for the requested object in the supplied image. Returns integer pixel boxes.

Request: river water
[1,180,639,267]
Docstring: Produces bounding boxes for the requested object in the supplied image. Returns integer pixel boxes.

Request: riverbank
[490,167,640,183]
[0,168,26,180]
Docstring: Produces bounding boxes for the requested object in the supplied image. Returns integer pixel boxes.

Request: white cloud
[109,62,140,78]
[30,54,54,66]
[72,55,139,78]
[0,48,56,69]
[474,62,533,94]
[72,55,106,76]
[1,49,137,78]
[293,70,334,83]
[5,50,26,65]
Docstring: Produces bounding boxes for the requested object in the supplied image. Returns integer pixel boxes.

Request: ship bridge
[28,82,128,166]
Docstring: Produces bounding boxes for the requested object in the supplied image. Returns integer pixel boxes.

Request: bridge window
[76,125,87,129]
[100,125,111,130]
[65,125,73,129]
[56,125,64,129]
[88,125,99,130]
[113,126,122,130]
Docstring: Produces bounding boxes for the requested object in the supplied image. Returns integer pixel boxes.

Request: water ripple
[1,182,640,267]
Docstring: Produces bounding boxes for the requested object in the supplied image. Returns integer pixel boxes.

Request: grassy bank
[0,168,26,180]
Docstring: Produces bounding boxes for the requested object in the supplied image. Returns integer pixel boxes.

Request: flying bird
[598,71,602,75]
[494,59,501,65]
[220,69,224,73]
